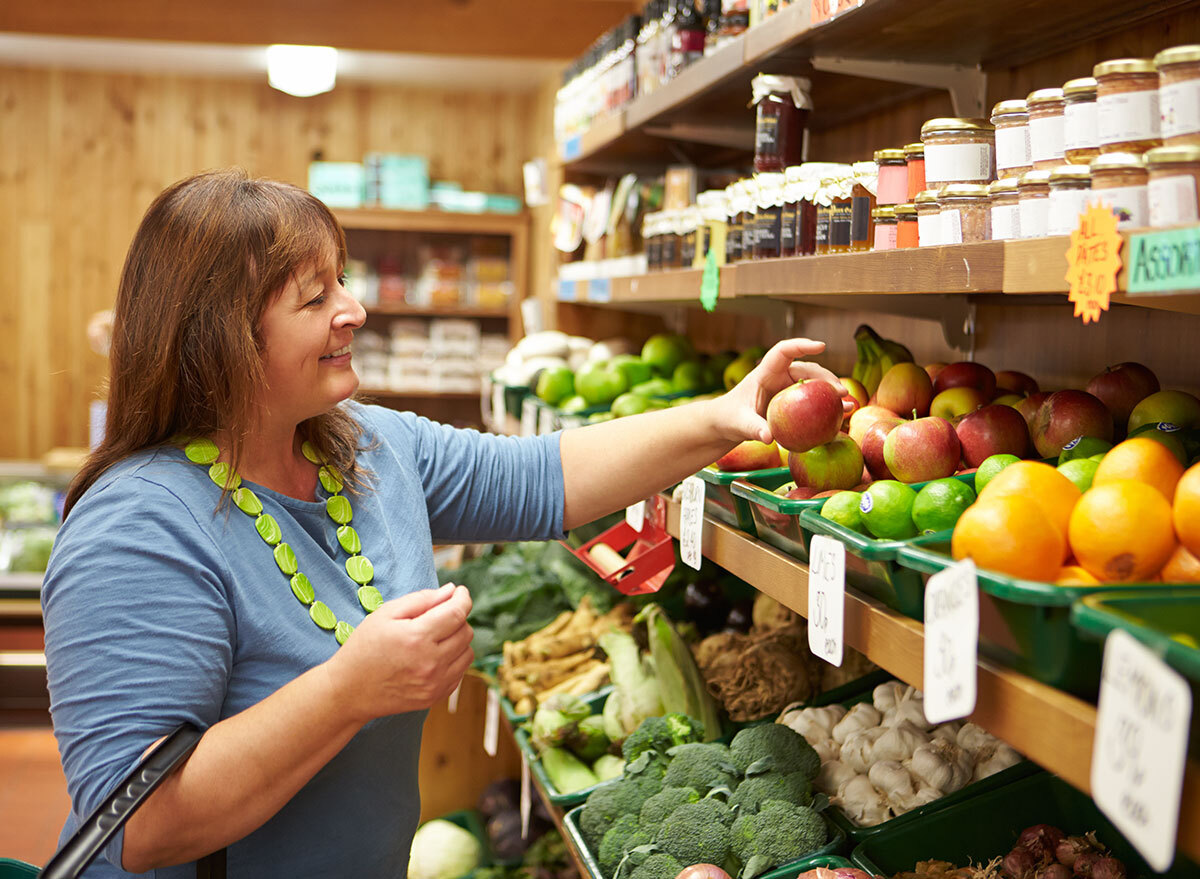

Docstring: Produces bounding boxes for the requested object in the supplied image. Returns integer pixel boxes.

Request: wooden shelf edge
[333,208,527,236]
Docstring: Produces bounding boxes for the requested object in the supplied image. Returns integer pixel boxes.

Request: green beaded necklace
[182,437,382,645]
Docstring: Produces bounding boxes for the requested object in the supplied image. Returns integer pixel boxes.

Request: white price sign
[626,499,647,533]
[520,753,532,840]
[922,559,978,724]
[447,681,461,714]
[1091,629,1191,871]
[520,397,538,437]
[807,535,845,666]
[491,384,506,431]
[679,476,705,570]
[483,687,500,756]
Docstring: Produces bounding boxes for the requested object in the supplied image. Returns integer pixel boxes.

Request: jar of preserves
[938,183,991,243]
[1156,45,1200,146]
[875,148,908,205]
[697,190,728,265]
[921,117,996,186]
[904,142,926,200]
[914,189,941,246]
[872,207,898,250]
[1027,88,1067,170]
[815,168,847,255]
[679,208,699,267]
[751,74,813,172]
[1088,152,1149,229]
[643,211,662,270]
[991,99,1032,177]
[659,209,681,267]
[1145,144,1200,227]
[1017,169,1052,238]
[1047,164,1092,236]
[781,166,802,257]
[1063,77,1100,163]
[754,171,786,259]
[849,161,878,251]
[895,203,919,249]
[724,182,743,262]
[794,163,834,256]
[740,176,759,259]
[989,177,1021,241]
[1095,58,1162,154]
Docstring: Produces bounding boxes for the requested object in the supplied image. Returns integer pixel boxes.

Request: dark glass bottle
[670,1,706,77]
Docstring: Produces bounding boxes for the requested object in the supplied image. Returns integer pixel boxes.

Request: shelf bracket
[810,56,988,117]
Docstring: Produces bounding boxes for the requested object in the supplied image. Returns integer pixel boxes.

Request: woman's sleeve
[41,475,236,871]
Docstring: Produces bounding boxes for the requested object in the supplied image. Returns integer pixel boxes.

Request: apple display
[788,435,865,492]
[883,417,963,483]
[933,361,997,399]
[995,370,1039,397]
[848,405,904,445]
[1086,361,1160,433]
[861,417,903,480]
[930,387,988,421]
[767,380,844,453]
[955,404,1031,467]
[1031,390,1114,458]
[875,362,934,418]
[715,440,781,472]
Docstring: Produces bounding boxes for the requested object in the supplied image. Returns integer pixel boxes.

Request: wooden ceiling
[0,0,640,61]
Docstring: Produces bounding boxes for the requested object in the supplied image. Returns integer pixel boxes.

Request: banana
[852,324,914,395]
[880,339,914,364]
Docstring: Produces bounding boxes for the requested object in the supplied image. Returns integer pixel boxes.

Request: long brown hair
[65,169,367,517]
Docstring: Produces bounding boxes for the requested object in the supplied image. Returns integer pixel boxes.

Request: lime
[535,366,575,405]
[1089,453,1108,463]
[911,478,976,534]
[641,333,693,376]
[1057,435,1113,465]
[1057,458,1099,492]
[858,480,918,539]
[1126,424,1189,466]
[611,392,651,418]
[974,454,1021,496]
[821,491,866,534]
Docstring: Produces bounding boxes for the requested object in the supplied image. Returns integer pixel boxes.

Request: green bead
[274,542,298,576]
[346,555,374,585]
[357,585,383,613]
[335,621,355,645]
[318,466,343,494]
[309,601,337,630]
[255,514,282,546]
[208,462,241,491]
[336,525,361,555]
[290,572,314,605]
[326,495,352,525]
[185,438,219,464]
[301,441,323,465]
[233,487,263,517]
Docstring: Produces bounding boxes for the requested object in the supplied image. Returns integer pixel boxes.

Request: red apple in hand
[862,417,903,480]
[789,435,865,491]
[876,362,934,418]
[715,440,781,472]
[930,387,988,421]
[955,404,1031,467]
[839,377,870,414]
[767,380,844,453]
[933,361,997,399]
[1014,391,1052,428]
[1031,390,1113,458]
[995,370,1040,397]
[1086,361,1160,434]
[883,417,962,483]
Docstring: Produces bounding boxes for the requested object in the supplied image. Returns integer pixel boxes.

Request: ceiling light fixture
[266,44,338,97]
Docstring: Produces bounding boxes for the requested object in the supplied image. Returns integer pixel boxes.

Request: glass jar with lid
[1088,152,1149,229]
[724,182,743,263]
[1047,164,1092,236]
[1145,144,1200,227]
[1095,58,1162,154]
[1017,169,1052,238]
[875,149,908,205]
[848,161,878,251]
[1027,88,1067,170]
[938,184,991,243]
[814,168,847,255]
[921,117,996,186]
[872,207,898,250]
[794,163,834,256]
[991,99,1032,178]
[904,143,926,200]
[751,74,813,172]
[1156,45,1200,146]
[698,190,728,265]
[914,189,942,246]
[659,209,682,267]
[643,211,662,270]
[739,176,759,259]
[895,203,918,248]
[679,208,700,267]
[989,178,1021,241]
[1063,77,1100,163]
[781,166,802,257]
[754,171,786,259]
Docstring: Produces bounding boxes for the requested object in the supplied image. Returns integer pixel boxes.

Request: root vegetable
[1073,852,1102,877]
[1055,837,1099,869]
[1035,865,1071,879]
[1004,847,1038,879]
[1017,825,1066,863]
[1089,859,1126,879]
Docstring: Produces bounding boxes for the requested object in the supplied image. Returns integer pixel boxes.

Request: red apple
[930,387,988,421]
[933,361,997,399]
[839,376,870,414]
[875,362,934,419]
[862,417,903,480]
[883,417,963,483]
[955,404,1031,467]
[995,370,1039,397]
[788,435,865,492]
[925,362,948,383]
[849,405,905,445]
[1015,391,1052,428]
[1031,390,1114,458]
[767,380,844,453]
[1086,361,1161,434]
[715,440,781,472]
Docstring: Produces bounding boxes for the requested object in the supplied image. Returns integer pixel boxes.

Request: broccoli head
[580,775,661,850]
[654,797,733,866]
[639,786,701,828]
[728,723,820,780]
[662,742,738,792]
[599,814,652,879]
[664,712,706,747]
[629,853,683,879]
[730,799,828,878]
[728,770,812,814]
[622,716,674,762]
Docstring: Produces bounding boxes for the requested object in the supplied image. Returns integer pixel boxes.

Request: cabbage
[408,819,482,879]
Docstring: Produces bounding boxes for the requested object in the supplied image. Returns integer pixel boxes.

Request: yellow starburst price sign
[1065,204,1124,324]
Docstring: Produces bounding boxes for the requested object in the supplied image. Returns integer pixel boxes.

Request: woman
[42,169,845,877]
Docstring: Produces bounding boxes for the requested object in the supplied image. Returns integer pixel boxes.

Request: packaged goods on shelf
[1157,44,1200,146]
[752,74,813,174]
[921,118,996,187]
[388,357,434,392]
[991,100,1033,179]
[1027,88,1067,170]
[1146,144,1200,226]
[1046,165,1093,236]
[1017,170,1052,239]
[430,318,481,350]
[1088,151,1149,228]
[1094,57,1162,154]
[363,153,429,210]
[989,178,1021,241]
[1063,77,1101,162]
[431,357,483,393]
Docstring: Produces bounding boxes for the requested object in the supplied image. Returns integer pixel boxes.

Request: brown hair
[65,168,367,517]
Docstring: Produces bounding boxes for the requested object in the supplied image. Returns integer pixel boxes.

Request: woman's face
[256,244,366,427]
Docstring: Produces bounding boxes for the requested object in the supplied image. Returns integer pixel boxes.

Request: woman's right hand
[328,583,474,722]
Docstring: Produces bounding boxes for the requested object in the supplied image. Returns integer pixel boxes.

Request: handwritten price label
[626,499,647,533]
[484,687,500,756]
[922,559,978,724]
[1065,203,1123,324]
[679,476,705,570]
[807,535,845,667]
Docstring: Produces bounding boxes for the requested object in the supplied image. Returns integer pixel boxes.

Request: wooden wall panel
[0,66,536,459]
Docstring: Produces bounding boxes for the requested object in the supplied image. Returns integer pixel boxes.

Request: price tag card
[491,384,506,431]
[588,278,612,303]
[557,278,577,302]
[447,681,461,714]
[679,476,705,570]
[520,753,532,839]
[520,397,538,437]
[484,687,500,756]
[626,499,647,532]
[922,559,979,724]
[1065,203,1123,324]
[807,535,845,667]
[1091,629,1192,871]
[537,405,556,435]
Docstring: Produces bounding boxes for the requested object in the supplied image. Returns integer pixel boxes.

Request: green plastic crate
[517,689,620,808]
[696,465,791,536]
[729,469,827,562]
[850,770,1199,878]
[0,859,38,878]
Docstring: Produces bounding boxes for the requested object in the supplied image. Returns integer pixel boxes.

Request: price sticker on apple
[626,499,647,532]
[484,687,500,756]
[679,476,705,570]
[1091,629,1191,871]
[922,558,978,725]
[807,535,844,666]
[520,397,538,437]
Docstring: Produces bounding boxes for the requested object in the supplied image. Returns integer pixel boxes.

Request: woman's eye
[307,295,327,308]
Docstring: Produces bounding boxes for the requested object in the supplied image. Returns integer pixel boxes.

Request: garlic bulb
[840,726,885,773]
[812,736,841,764]
[832,702,883,744]
[834,774,893,827]
[871,720,930,763]
[955,722,994,756]
[779,704,848,743]
[929,720,963,744]
[891,784,943,813]
[871,681,910,714]
[816,759,858,795]
[972,742,1022,781]
[868,759,916,807]
[908,739,973,793]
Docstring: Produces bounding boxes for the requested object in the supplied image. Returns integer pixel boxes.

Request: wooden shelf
[333,208,527,237]
[363,304,510,319]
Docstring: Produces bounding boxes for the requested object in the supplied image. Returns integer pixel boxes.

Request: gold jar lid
[1063,77,1099,98]
[894,203,918,218]
[991,99,1028,119]
[939,183,991,200]
[1154,45,1200,68]
[1049,164,1092,183]
[903,142,924,158]
[1089,152,1146,173]
[1094,58,1157,78]
[872,206,898,220]
[921,117,995,136]
[1145,145,1200,167]
[1018,169,1053,187]
[873,148,907,164]
[914,189,941,205]
[988,177,1021,195]
[1026,87,1065,107]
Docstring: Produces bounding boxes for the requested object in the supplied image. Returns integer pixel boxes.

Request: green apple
[535,366,575,406]
[611,392,651,418]
[609,354,653,388]
[723,355,756,391]
[632,377,675,397]
[575,362,629,406]
[641,333,693,377]
[559,395,589,414]
[672,361,709,393]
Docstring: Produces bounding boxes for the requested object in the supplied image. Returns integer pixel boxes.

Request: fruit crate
[696,465,791,536]
[849,769,1199,878]
[729,469,828,562]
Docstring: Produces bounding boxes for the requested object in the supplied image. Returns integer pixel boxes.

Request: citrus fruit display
[1160,544,1200,584]
[1057,436,1112,464]
[1055,565,1100,586]
[1067,479,1176,582]
[1056,458,1099,493]
[1091,437,1184,502]
[973,453,1020,496]
[1174,463,1200,557]
[951,495,1064,582]
[820,491,866,534]
[911,478,976,534]
[977,461,1080,559]
[858,480,917,540]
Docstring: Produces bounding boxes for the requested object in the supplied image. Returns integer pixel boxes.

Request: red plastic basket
[561,496,676,595]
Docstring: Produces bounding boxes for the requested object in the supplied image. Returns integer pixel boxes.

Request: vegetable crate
[849,770,1199,878]
[695,465,791,536]
[516,690,614,809]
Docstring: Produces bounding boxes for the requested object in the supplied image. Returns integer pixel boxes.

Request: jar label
[757,207,783,255]
[917,212,941,247]
[1161,79,1200,139]
[991,203,1021,240]
[661,238,678,265]
[1029,114,1066,164]
[829,203,853,247]
[1047,189,1092,236]
[877,164,908,205]
[815,210,830,247]
[1098,89,1161,145]
[756,112,780,153]
[781,205,796,251]
[742,216,758,252]
[1149,174,1200,227]
[1065,101,1099,152]
[851,196,872,244]
[925,142,993,183]
[873,223,898,250]
[726,224,741,261]
[995,124,1031,171]
[1019,198,1050,239]
[941,209,963,244]
[1089,185,1149,229]
[681,232,696,266]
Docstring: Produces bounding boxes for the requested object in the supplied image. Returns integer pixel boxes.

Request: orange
[1092,437,1184,502]
[952,496,1064,582]
[1161,544,1200,584]
[1175,463,1200,557]
[1068,480,1177,582]
[978,461,1081,560]
[1056,565,1099,586]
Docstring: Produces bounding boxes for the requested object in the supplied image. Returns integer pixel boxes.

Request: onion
[1055,836,1098,869]
[1073,852,1103,877]
[1089,859,1126,879]
[676,865,732,879]
[1004,847,1039,879]
[1017,824,1066,862]
[1035,864,1072,879]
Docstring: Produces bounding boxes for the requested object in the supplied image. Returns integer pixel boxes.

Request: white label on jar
[1019,197,1049,238]
[925,142,993,183]
[1047,189,1093,236]
[1065,101,1099,152]
[1098,89,1161,145]
[995,125,1031,171]
[1149,174,1200,227]
[917,212,941,246]
[1161,79,1200,139]
[991,203,1021,240]
[1090,185,1149,229]
[1029,114,1066,164]
[941,209,963,244]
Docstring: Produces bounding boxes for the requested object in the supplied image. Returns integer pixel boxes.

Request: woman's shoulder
[70,445,213,520]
